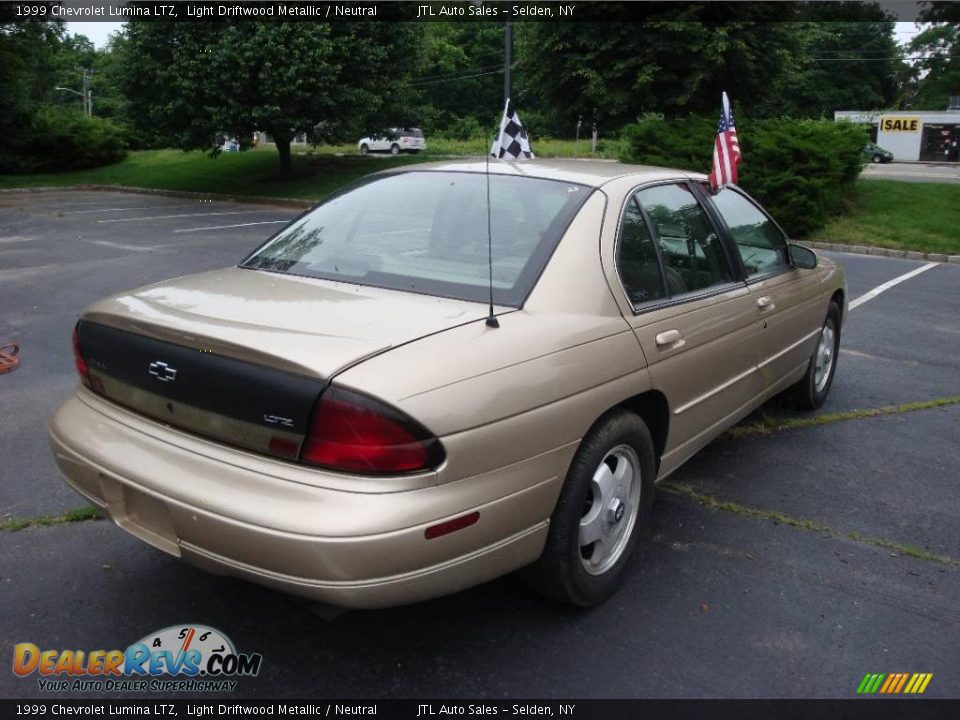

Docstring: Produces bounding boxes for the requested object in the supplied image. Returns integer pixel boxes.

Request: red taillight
[72,326,91,388]
[300,388,443,475]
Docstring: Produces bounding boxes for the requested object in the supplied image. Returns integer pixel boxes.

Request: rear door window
[616,196,666,305]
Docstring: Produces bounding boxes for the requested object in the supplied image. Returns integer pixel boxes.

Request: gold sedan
[50,160,846,607]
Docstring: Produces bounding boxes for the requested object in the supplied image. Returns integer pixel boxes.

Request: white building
[834,107,960,162]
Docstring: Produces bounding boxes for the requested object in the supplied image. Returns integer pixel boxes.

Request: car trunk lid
[76,266,499,460]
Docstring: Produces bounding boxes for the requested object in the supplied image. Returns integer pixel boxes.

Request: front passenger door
[706,187,824,391]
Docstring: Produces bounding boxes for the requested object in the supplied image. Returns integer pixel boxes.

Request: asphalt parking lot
[1,190,958,699]
[861,161,960,184]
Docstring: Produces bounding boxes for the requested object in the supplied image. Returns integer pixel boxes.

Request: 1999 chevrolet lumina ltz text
[50,159,845,608]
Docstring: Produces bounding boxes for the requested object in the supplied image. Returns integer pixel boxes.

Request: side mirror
[789,243,818,270]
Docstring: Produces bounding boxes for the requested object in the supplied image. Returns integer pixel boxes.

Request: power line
[410,64,502,84]
[407,69,503,86]
[809,54,957,61]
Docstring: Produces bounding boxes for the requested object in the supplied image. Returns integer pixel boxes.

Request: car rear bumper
[49,389,556,608]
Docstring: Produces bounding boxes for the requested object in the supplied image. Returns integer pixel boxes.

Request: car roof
[374,158,708,188]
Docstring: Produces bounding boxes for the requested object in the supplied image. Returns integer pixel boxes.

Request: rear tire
[390,144,400,155]
[872,154,882,163]
[792,301,841,410]
[523,409,656,606]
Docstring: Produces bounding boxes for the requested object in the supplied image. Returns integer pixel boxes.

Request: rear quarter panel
[334,190,653,486]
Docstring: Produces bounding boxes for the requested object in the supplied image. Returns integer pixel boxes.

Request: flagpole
[503,22,512,106]
[484,114,500,329]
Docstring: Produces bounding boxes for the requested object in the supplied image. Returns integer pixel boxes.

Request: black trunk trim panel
[77,321,324,435]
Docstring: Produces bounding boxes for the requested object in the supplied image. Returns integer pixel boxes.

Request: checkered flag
[490,99,534,161]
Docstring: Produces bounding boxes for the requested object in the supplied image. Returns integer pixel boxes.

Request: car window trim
[613,178,744,315]
[692,182,796,284]
[627,280,749,315]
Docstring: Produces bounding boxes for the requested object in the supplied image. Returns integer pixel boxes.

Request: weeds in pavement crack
[660,482,959,567]
[0,506,100,532]
[725,396,960,439]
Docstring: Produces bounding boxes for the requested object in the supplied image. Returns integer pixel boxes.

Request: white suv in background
[358,128,426,155]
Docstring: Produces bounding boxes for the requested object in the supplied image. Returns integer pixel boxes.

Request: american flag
[708,92,741,190]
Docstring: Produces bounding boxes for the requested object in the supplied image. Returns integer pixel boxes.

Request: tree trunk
[275,135,292,180]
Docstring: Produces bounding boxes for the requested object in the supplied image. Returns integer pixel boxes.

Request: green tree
[515,4,802,135]
[0,7,127,173]
[0,5,64,158]
[752,1,902,117]
[906,24,959,109]
[119,21,422,178]
[48,32,95,109]
[413,22,504,133]
[89,33,132,126]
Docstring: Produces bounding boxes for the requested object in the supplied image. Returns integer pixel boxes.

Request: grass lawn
[813,180,960,255]
[0,137,621,201]
[0,147,432,200]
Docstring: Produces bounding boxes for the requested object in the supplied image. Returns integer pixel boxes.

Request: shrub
[620,115,867,237]
[442,115,485,141]
[0,106,127,173]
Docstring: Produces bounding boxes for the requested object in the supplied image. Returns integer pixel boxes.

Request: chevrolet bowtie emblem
[148,361,177,382]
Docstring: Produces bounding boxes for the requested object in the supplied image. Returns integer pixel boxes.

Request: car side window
[636,184,733,294]
[617,196,666,305]
[710,188,790,278]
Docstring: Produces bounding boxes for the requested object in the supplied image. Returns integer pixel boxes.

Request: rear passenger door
[703,186,825,391]
[615,182,764,475]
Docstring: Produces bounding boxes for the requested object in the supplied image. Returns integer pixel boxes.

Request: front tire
[793,301,841,410]
[359,144,370,155]
[872,154,882,163]
[524,409,656,606]
[390,144,400,155]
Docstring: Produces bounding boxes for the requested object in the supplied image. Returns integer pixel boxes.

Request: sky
[69,20,928,50]
[66,22,124,48]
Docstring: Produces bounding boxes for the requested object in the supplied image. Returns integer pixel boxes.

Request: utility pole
[591,108,598,153]
[503,22,512,105]
[82,69,92,117]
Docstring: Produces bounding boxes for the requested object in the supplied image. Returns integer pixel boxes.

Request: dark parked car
[864,142,893,163]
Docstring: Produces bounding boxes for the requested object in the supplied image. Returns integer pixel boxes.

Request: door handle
[756,296,775,311]
[655,329,684,347]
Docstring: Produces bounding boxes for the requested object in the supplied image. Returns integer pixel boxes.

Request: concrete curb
[805,241,958,265]
[0,184,316,209]
[2,185,957,264]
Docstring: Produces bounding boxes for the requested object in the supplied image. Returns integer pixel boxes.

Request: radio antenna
[484,145,499,328]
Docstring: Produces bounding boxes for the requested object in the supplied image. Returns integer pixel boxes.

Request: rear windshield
[404,128,425,139]
[241,171,591,306]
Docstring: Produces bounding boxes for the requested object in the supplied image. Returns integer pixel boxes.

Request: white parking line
[87,239,156,252]
[174,220,290,233]
[64,204,198,214]
[97,210,265,224]
[849,262,938,310]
